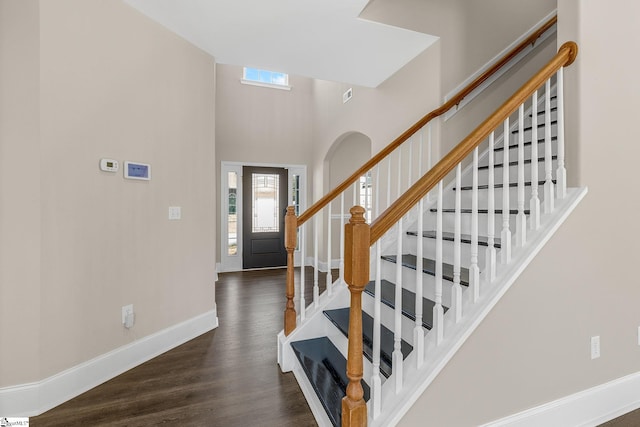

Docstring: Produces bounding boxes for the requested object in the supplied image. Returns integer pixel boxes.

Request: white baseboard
[481,371,640,427]
[0,309,218,417]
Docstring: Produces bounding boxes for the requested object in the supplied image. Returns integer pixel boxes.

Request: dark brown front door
[242,166,288,269]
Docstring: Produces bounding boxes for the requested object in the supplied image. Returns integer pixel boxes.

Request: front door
[242,166,288,269]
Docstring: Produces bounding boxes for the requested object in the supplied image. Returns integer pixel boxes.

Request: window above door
[241,67,291,91]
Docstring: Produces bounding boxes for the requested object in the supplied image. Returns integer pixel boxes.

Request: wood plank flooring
[31,268,329,427]
[27,266,640,426]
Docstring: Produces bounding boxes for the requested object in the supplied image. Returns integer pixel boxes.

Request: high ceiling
[123,0,438,87]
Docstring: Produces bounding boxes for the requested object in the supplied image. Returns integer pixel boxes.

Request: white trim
[0,309,218,417]
[220,162,243,272]
[443,9,557,121]
[240,79,292,91]
[480,371,640,427]
[219,161,307,272]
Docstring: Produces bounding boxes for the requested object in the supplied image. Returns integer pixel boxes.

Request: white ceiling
[123,0,438,87]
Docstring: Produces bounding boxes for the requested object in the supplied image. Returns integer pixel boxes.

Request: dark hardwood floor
[31,268,330,427]
[28,266,640,426]
[599,408,640,427]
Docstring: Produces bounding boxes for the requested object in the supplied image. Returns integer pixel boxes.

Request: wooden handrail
[296,14,557,228]
[369,41,578,245]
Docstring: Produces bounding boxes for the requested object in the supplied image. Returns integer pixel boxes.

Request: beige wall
[362,0,558,161]
[1,0,216,387]
[363,0,556,91]
[311,42,442,205]
[215,64,314,166]
[399,1,640,425]
[0,0,42,386]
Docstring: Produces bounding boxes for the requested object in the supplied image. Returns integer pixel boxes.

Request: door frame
[219,161,306,272]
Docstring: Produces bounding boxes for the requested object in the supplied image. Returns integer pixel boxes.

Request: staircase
[278,37,585,426]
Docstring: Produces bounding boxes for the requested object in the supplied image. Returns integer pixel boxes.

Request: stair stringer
[370,186,587,427]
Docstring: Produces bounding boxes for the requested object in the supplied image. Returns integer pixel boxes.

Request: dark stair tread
[479,155,557,170]
[512,120,557,134]
[493,136,557,152]
[455,179,556,191]
[407,230,501,248]
[324,308,412,379]
[291,337,370,427]
[430,208,530,215]
[364,279,444,330]
[381,254,470,286]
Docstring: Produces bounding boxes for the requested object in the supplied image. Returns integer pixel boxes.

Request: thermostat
[124,161,151,181]
[100,158,119,172]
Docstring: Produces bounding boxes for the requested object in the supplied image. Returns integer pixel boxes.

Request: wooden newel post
[342,206,369,427]
[284,206,297,336]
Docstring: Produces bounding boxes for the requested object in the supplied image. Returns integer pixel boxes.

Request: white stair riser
[443,186,546,208]
[403,235,488,270]
[492,140,558,164]
[323,316,378,388]
[379,259,455,308]
[422,209,520,237]
[362,291,419,347]
[468,158,558,186]
[506,121,557,144]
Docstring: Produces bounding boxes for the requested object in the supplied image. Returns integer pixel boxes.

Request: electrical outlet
[591,336,600,359]
[122,304,134,328]
[637,327,640,346]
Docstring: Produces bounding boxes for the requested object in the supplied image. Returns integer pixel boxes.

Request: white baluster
[530,89,541,230]
[339,192,345,283]
[353,181,357,208]
[408,137,413,188]
[326,202,332,296]
[414,199,424,368]
[543,79,555,214]
[313,216,319,308]
[387,157,392,209]
[556,69,567,199]
[486,132,497,282]
[371,241,382,418]
[365,171,371,222]
[433,182,444,345]
[374,164,380,220]
[516,104,527,247]
[501,118,512,264]
[452,164,462,322]
[426,124,432,202]
[419,127,424,177]
[300,225,306,321]
[469,148,480,303]
[394,218,403,392]
[397,147,402,201]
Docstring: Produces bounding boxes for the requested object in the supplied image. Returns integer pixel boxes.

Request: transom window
[242,67,290,90]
